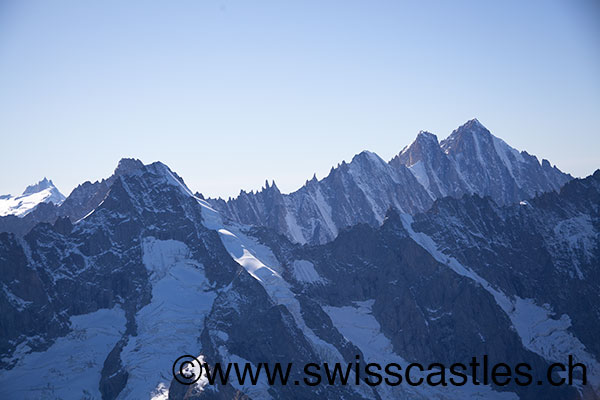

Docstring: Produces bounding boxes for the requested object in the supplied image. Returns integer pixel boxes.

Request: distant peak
[114,158,144,176]
[415,130,439,144]
[305,173,318,186]
[442,119,492,148]
[417,130,436,138]
[397,130,440,162]
[458,118,488,133]
[359,150,377,157]
[22,177,56,195]
[352,150,384,164]
[262,179,279,192]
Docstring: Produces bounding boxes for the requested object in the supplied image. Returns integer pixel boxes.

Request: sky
[0,0,599,199]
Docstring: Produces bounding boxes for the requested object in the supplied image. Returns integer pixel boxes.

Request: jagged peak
[114,158,144,176]
[22,177,56,195]
[353,150,383,162]
[464,118,484,128]
[113,160,195,200]
[398,130,439,159]
[259,179,280,194]
[412,130,440,149]
[0,177,65,217]
[348,151,388,172]
[454,118,490,136]
[305,173,318,186]
[440,118,494,154]
[395,129,441,168]
[417,130,438,140]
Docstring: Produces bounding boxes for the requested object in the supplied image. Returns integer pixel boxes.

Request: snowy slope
[0,178,65,217]
[401,213,600,393]
[117,238,217,399]
[324,300,518,399]
[0,308,126,400]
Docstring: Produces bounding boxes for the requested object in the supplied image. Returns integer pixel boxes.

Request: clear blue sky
[1,0,599,199]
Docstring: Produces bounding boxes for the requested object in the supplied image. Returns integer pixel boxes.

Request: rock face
[411,171,600,364]
[0,161,242,399]
[390,130,470,199]
[0,151,595,398]
[437,119,571,204]
[210,151,433,245]
[0,158,145,236]
[250,172,600,399]
[210,119,572,244]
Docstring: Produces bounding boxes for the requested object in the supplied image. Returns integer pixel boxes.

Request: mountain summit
[0,178,65,217]
[211,119,572,244]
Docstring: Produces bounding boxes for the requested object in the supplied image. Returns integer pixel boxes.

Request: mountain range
[0,119,597,400]
[209,119,571,244]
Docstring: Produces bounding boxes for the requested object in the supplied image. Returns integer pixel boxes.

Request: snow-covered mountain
[0,178,66,217]
[209,150,433,244]
[390,118,572,208]
[210,119,572,244]
[0,154,597,399]
[0,159,146,236]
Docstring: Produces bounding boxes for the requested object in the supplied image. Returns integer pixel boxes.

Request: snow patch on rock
[0,307,126,400]
[324,300,517,400]
[119,238,216,399]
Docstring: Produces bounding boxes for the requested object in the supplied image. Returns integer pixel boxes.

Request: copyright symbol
[172,355,203,385]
